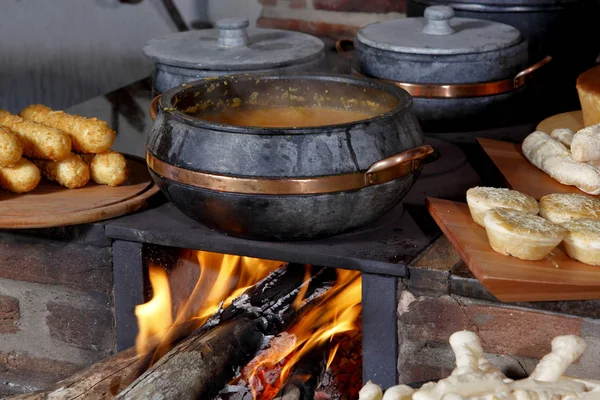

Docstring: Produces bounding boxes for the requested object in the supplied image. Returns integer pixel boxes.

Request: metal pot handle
[149,94,161,121]
[514,55,552,89]
[335,39,355,62]
[365,145,434,186]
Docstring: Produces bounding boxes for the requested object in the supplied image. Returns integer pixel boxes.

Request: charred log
[273,342,329,400]
[8,347,143,400]
[116,317,265,400]
[117,264,337,400]
[151,264,335,363]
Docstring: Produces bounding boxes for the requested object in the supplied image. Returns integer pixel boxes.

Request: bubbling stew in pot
[196,106,374,128]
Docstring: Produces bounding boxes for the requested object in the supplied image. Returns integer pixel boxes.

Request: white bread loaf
[571,123,600,162]
[522,131,600,195]
[550,128,575,148]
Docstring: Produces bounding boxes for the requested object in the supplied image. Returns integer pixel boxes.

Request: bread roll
[80,151,128,186]
[550,128,575,148]
[0,110,71,161]
[576,65,600,128]
[0,158,41,193]
[562,219,600,266]
[483,208,566,261]
[466,187,539,227]
[0,127,23,167]
[571,124,600,162]
[33,153,90,189]
[539,193,600,224]
[20,104,115,154]
[522,131,600,195]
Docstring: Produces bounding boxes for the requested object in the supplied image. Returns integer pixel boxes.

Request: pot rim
[157,73,414,135]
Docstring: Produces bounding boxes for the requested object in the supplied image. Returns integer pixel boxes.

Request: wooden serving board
[427,198,600,302]
[0,155,159,228]
[477,137,587,200]
[536,110,584,134]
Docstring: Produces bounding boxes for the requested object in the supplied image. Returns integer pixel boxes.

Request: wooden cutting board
[536,110,584,134]
[477,137,587,200]
[0,155,159,228]
[427,198,600,302]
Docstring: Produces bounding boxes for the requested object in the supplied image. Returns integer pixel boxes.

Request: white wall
[0,0,261,113]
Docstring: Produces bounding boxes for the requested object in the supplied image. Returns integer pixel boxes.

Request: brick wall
[397,290,600,384]
[257,0,406,39]
[0,226,115,396]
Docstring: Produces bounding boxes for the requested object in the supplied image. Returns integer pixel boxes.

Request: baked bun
[562,219,600,266]
[539,193,600,224]
[466,187,539,227]
[576,65,600,128]
[483,208,566,261]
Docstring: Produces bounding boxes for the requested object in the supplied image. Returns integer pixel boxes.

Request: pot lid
[143,19,325,70]
[356,5,522,55]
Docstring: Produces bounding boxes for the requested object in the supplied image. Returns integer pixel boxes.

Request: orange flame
[135,251,283,357]
[134,265,173,355]
[245,269,362,399]
[135,251,362,400]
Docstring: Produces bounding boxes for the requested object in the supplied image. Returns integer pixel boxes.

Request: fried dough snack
[33,153,90,189]
[20,104,115,154]
[80,151,128,186]
[0,110,71,161]
[0,158,41,193]
[0,127,23,167]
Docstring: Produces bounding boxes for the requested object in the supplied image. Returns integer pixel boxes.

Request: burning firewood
[8,347,143,400]
[273,341,330,400]
[115,264,338,400]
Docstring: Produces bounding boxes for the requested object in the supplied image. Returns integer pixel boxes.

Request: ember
[133,250,362,400]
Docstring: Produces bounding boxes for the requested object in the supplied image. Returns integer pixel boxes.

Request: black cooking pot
[146,74,432,240]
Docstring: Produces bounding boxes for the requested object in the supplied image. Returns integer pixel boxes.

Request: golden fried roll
[0,110,71,161]
[0,127,23,167]
[20,104,115,154]
[80,151,128,186]
[33,153,90,189]
[0,158,41,193]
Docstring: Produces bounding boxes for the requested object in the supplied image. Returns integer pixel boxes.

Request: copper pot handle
[514,55,552,89]
[365,144,434,186]
[149,94,162,121]
[335,39,355,62]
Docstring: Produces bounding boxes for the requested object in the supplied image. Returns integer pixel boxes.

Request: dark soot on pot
[172,76,400,128]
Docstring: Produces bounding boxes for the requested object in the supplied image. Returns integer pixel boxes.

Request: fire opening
[135,248,362,399]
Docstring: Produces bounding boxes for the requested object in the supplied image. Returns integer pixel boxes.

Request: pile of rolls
[522,123,600,195]
[0,105,128,193]
[467,186,600,265]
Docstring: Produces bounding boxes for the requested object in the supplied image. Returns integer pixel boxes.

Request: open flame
[244,269,361,399]
[135,250,283,359]
[134,265,173,355]
[135,250,361,399]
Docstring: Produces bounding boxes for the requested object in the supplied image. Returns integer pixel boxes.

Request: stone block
[46,297,115,353]
[0,295,19,334]
[0,240,113,294]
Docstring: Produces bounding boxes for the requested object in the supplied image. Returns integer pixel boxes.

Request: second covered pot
[348,5,550,132]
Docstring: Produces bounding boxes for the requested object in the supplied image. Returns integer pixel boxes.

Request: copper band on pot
[147,145,433,195]
[348,55,552,99]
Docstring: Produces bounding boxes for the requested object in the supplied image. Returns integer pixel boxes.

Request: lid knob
[422,5,455,36]
[217,18,250,48]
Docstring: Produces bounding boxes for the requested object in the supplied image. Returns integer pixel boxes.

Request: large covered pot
[146,74,432,240]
